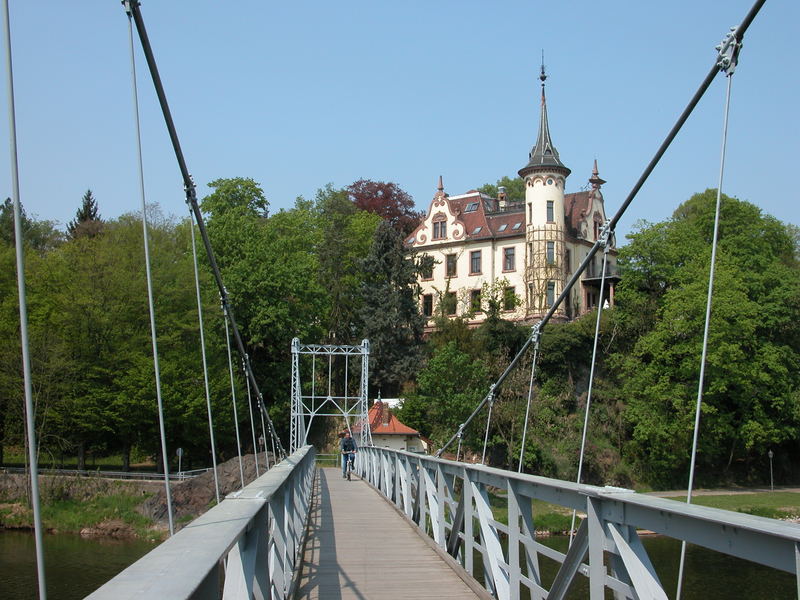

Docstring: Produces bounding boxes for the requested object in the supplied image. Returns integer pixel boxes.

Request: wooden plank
[295,468,481,599]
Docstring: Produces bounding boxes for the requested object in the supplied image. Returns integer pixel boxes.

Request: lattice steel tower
[290,338,372,453]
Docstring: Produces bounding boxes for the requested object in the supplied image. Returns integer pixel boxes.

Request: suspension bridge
[5,0,800,598]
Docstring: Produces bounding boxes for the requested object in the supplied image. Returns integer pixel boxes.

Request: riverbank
[0,452,271,541]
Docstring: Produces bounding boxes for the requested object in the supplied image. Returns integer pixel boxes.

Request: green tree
[396,341,488,447]
[478,175,526,204]
[67,189,103,238]
[0,198,62,252]
[359,220,426,397]
[613,190,800,486]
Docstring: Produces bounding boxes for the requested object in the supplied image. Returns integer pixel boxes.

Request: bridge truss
[289,338,372,453]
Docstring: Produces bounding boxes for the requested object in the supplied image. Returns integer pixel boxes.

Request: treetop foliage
[67,189,103,239]
[346,179,423,236]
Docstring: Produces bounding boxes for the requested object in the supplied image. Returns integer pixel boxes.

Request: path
[295,467,483,600]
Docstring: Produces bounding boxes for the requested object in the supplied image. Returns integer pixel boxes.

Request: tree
[395,341,488,447]
[315,184,380,342]
[0,198,62,252]
[346,179,423,236]
[478,176,526,204]
[359,220,426,397]
[613,190,800,486]
[67,189,103,238]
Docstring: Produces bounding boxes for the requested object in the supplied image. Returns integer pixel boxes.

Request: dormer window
[512,222,522,230]
[472,226,482,235]
[433,219,447,240]
[498,224,508,232]
[464,202,479,212]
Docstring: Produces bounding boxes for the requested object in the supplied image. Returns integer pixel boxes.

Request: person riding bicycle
[340,430,357,478]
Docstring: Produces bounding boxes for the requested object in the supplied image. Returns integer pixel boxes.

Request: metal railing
[86,446,316,600]
[357,447,800,600]
[0,466,212,481]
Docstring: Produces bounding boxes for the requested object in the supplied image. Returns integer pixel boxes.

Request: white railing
[87,446,316,600]
[357,447,800,600]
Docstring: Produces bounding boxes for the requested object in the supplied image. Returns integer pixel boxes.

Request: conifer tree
[67,189,102,238]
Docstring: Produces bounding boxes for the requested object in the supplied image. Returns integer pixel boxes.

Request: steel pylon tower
[289,338,371,452]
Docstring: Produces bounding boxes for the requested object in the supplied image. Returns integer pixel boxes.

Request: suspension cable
[126,9,174,537]
[259,395,269,469]
[243,358,260,477]
[517,326,541,472]
[223,307,245,488]
[122,0,286,459]
[676,27,740,600]
[3,0,46,594]
[480,385,496,464]
[570,229,611,545]
[435,0,765,460]
[188,208,220,504]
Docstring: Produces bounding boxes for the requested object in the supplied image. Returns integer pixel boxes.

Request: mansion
[407,74,619,328]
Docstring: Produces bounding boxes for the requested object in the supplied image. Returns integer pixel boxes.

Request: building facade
[408,73,619,328]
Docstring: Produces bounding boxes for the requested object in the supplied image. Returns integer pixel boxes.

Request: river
[1,530,795,598]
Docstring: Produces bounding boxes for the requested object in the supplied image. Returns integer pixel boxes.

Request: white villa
[407,71,619,329]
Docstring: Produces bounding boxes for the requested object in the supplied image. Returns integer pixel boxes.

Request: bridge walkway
[295,467,483,599]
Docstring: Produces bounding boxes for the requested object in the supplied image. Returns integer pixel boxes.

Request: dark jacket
[340,436,357,453]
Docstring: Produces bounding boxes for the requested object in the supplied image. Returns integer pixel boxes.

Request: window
[547,200,554,222]
[546,241,555,265]
[433,219,447,240]
[547,281,556,307]
[470,289,482,313]
[503,247,515,271]
[565,249,571,274]
[443,292,457,315]
[512,222,522,230]
[470,250,482,274]
[422,294,433,317]
[503,286,516,311]
[445,254,457,277]
[464,202,479,212]
[594,220,599,240]
[498,223,508,232]
[472,226,482,234]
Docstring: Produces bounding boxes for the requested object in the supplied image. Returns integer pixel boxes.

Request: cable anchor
[716,27,741,75]
[530,322,542,350]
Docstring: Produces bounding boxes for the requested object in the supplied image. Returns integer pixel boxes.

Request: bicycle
[343,450,356,481]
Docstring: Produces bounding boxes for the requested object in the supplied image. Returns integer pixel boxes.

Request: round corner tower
[518,66,570,320]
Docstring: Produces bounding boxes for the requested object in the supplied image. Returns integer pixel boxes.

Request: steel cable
[126,10,174,536]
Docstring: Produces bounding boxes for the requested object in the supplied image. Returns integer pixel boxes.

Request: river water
[0,531,155,599]
[1,530,796,598]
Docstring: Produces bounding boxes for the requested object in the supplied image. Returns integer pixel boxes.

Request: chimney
[498,185,507,210]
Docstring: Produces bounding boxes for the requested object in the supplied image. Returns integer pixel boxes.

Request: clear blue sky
[1,0,797,243]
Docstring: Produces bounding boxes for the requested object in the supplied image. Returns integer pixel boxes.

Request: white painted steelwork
[86,446,316,600]
[357,447,800,600]
[290,338,371,452]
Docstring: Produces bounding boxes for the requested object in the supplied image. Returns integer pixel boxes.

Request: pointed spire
[589,159,606,190]
[437,175,444,193]
[518,59,571,179]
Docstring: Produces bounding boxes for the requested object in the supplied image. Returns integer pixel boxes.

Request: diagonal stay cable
[126,8,174,537]
[676,27,741,600]
[123,0,287,457]
[188,207,220,504]
[3,0,47,594]
[435,0,766,459]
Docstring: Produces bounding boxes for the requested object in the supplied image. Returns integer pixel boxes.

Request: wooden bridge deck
[295,467,482,599]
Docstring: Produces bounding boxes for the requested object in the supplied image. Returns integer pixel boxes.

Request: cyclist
[340,430,357,479]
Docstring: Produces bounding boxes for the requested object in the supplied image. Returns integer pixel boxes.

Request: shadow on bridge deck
[295,467,481,599]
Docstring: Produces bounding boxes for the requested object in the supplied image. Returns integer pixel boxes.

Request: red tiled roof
[353,401,419,436]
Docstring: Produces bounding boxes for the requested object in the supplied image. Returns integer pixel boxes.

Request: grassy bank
[0,475,165,541]
[662,491,800,520]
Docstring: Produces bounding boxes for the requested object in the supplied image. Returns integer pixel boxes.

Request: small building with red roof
[353,400,426,453]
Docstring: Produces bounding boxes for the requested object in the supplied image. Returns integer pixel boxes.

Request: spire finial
[437,175,444,193]
[589,159,606,190]
[540,51,547,84]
